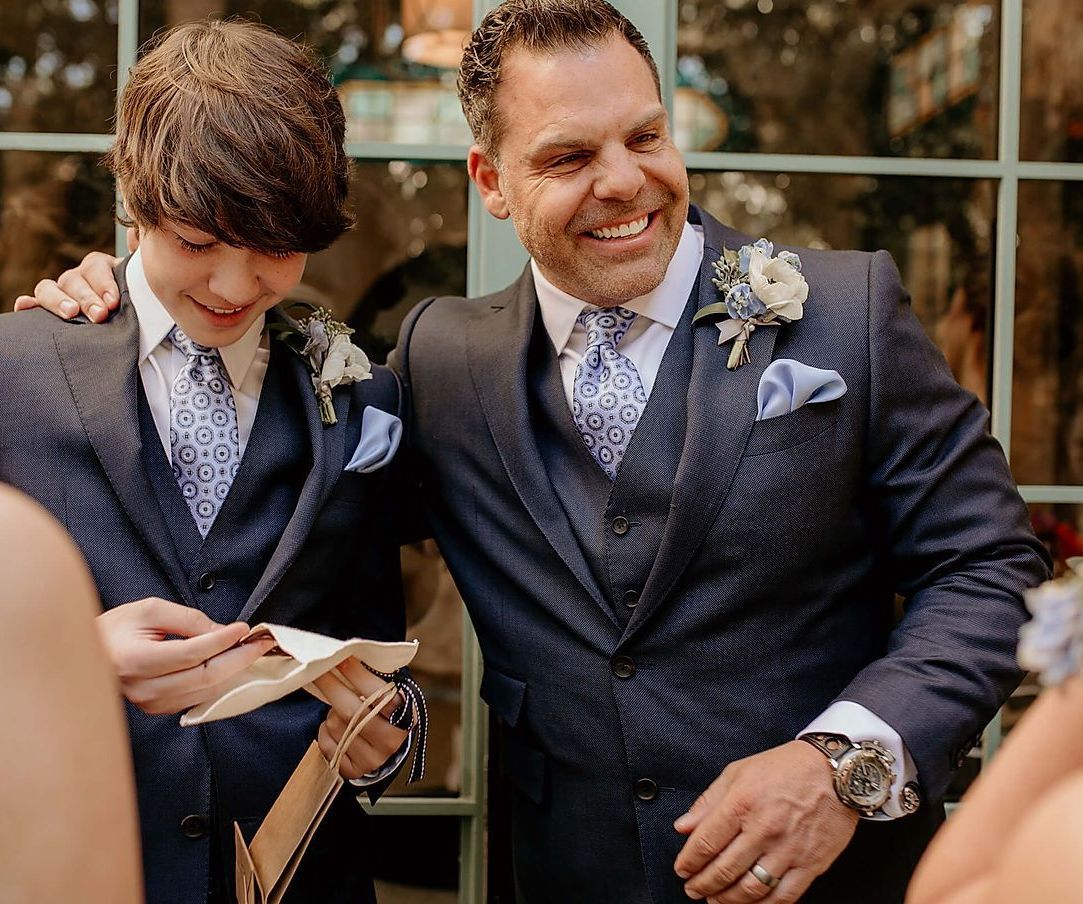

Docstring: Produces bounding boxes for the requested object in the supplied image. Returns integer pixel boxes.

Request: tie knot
[577,306,637,350]
[168,325,215,360]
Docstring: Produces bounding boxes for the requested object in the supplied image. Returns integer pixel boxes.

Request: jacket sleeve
[837,249,1051,800]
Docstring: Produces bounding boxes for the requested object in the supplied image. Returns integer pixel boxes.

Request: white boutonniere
[691,238,809,370]
[1018,560,1083,687]
[269,304,372,426]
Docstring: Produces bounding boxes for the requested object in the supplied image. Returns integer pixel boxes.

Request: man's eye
[632,132,660,146]
[551,153,588,169]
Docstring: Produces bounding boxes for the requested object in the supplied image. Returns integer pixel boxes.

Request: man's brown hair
[105,18,353,254]
[457,0,660,159]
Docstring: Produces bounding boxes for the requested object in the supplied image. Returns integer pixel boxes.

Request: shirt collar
[126,248,266,387]
[532,220,705,355]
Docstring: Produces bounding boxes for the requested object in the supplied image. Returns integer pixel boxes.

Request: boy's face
[138,220,307,348]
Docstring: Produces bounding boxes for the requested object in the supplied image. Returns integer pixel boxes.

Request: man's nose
[592,149,646,202]
[207,255,261,305]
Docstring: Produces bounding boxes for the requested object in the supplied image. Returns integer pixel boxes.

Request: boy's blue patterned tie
[168,326,240,537]
[571,306,648,480]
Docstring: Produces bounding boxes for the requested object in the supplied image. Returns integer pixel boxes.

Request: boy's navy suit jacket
[391,205,1051,904]
[0,262,406,904]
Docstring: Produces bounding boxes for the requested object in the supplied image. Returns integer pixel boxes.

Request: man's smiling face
[469,33,689,307]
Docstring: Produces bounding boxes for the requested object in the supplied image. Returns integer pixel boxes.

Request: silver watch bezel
[832,740,895,816]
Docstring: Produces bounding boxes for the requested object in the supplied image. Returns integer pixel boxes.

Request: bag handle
[328,680,398,774]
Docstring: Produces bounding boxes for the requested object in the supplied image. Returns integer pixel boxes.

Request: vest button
[612,516,630,536]
[180,814,209,839]
[197,572,216,592]
[634,778,658,801]
[622,589,640,609]
[611,655,635,679]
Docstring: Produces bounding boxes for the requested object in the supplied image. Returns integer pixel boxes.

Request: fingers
[129,623,255,678]
[122,636,275,715]
[314,672,408,780]
[335,657,403,717]
[683,833,765,901]
[674,781,739,880]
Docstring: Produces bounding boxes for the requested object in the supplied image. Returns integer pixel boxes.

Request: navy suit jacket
[391,207,1050,903]
[0,273,407,904]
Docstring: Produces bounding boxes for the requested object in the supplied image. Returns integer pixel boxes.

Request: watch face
[838,753,892,811]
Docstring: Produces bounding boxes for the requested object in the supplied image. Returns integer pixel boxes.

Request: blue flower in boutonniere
[268,303,372,426]
[692,238,809,369]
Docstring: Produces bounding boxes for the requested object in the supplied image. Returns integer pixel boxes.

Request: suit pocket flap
[480,667,526,728]
[743,398,839,456]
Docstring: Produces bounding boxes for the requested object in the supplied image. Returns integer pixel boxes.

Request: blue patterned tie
[168,326,240,537]
[572,306,648,480]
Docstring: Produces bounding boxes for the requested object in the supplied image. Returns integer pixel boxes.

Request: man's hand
[96,597,274,715]
[673,741,859,903]
[13,250,124,322]
[312,656,408,781]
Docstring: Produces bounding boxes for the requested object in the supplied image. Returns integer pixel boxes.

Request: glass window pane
[688,171,995,400]
[303,160,468,366]
[0,150,115,312]
[1011,181,1083,486]
[1020,1,1083,162]
[676,1,999,159]
[0,1,118,133]
[139,1,473,145]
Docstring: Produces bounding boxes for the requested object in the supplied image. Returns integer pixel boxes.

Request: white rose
[747,250,809,322]
[320,334,373,388]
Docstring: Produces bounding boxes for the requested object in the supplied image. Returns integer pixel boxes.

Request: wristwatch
[799,732,920,817]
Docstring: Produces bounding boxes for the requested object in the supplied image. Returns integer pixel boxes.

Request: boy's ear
[126,226,140,254]
[467,145,509,221]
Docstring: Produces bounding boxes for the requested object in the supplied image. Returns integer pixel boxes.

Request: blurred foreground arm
[907,676,1083,904]
[0,484,142,903]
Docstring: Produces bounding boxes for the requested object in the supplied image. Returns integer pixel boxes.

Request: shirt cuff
[349,730,412,788]
[798,701,918,820]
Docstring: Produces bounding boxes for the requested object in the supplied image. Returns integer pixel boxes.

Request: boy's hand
[13,249,125,323]
[313,657,408,780]
[96,598,274,715]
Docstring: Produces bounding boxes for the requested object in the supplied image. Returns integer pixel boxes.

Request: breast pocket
[743,399,840,457]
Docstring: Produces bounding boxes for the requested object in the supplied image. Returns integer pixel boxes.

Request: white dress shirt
[531,222,918,818]
[125,250,404,786]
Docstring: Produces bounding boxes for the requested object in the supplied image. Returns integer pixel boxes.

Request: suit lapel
[624,210,778,638]
[467,269,611,618]
[54,284,196,607]
[240,311,351,621]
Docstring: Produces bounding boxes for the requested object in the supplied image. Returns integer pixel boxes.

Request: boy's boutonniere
[269,304,372,426]
[691,238,809,370]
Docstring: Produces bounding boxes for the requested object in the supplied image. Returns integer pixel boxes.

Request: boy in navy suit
[0,20,412,904]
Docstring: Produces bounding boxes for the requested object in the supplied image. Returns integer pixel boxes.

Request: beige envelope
[180,623,418,726]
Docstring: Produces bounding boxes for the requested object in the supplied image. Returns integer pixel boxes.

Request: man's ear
[467,145,510,220]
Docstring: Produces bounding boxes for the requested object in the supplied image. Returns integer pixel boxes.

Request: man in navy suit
[0,21,412,904]
[22,2,1050,902]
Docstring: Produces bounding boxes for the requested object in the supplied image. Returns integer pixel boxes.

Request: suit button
[634,778,658,801]
[611,516,630,536]
[180,814,209,839]
[611,655,635,679]
[622,589,640,609]
[197,572,216,592]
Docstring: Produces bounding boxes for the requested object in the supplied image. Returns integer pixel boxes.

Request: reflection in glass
[140,0,473,146]
[1012,181,1083,486]
[0,151,115,313]
[299,160,468,366]
[676,0,999,158]
[0,1,118,133]
[689,171,994,400]
[1021,1,1083,162]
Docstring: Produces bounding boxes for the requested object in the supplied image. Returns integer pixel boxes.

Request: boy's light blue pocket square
[345,406,402,473]
[756,358,847,421]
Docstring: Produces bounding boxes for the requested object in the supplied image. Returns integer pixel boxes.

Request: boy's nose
[207,259,261,307]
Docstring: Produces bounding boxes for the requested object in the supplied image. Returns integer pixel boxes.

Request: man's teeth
[205,304,242,314]
[590,215,649,240]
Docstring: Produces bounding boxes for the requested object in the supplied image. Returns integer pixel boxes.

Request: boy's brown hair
[105,18,353,255]
[457,0,659,160]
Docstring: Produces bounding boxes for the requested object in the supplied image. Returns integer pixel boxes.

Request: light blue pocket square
[345,406,402,473]
[756,359,847,421]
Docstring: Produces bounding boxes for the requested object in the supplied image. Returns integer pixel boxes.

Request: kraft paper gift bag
[235,680,400,904]
[176,624,418,904]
